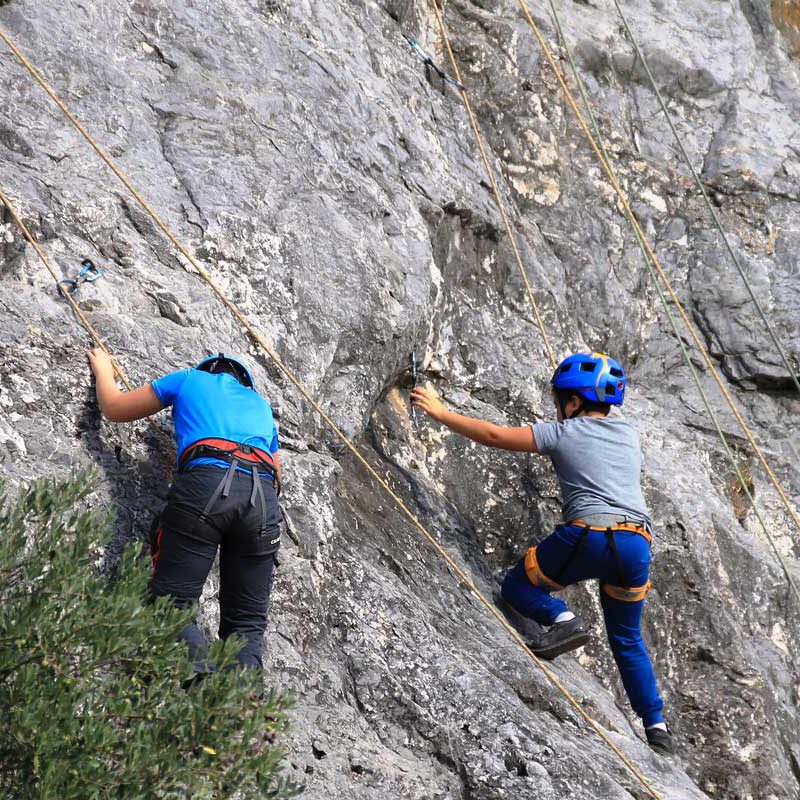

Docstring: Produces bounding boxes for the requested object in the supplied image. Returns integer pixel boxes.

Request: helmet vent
[610,367,624,377]
[579,362,595,372]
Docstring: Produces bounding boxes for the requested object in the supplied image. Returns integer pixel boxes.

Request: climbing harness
[180,437,280,519]
[57,257,103,296]
[196,459,271,537]
[535,0,800,605]
[403,33,465,90]
[610,0,800,396]
[602,528,651,603]
[180,437,278,478]
[526,516,652,604]
[0,27,657,796]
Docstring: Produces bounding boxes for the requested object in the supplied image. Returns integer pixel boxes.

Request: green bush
[0,473,301,799]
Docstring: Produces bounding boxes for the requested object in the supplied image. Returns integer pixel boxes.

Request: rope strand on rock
[0,24,659,798]
[544,0,800,606]
[0,184,175,471]
[501,0,800,540]
[611,0,800,396]
[412,6,557,369]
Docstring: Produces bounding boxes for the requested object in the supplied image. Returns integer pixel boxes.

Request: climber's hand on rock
[87,348,115,380]
[411,385,447,421]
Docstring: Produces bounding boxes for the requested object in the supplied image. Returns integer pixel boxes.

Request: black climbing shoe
[527,616,590,660]
[494,591,544,641]
[646,726,675,756]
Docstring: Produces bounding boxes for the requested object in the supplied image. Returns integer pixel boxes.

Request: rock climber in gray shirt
[411,352,673,755]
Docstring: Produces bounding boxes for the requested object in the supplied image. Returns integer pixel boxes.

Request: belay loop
[58,258,103,296]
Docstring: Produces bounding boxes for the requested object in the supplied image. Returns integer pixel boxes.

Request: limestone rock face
[1,1,798,797]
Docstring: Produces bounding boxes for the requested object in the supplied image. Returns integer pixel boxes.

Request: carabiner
[77,259,103,282]
[57,258,104,297]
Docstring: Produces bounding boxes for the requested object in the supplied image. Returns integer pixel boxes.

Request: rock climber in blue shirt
[412,352,673,755]
[87,348,282,673]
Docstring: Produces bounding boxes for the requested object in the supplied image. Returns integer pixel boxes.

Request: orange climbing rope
[0,24,661,800]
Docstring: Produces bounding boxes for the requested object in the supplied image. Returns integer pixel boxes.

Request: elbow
[101,406,122,423]
[100,399,126,422]
[483,425,505,448]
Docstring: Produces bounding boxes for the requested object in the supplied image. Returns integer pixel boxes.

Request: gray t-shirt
[531,417,651,527]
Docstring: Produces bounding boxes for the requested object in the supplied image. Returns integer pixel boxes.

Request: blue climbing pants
[501,523,664,727]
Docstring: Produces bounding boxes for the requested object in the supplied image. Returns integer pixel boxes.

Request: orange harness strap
[602,581,652,603]
[524,546,565,591]
[569,518,652,545]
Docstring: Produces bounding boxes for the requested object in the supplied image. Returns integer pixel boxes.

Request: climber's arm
[411,385,537,452]
[87,348,165,422]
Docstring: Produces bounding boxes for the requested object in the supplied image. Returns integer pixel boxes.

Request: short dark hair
[200,357,250,387]
[553,387,611,416]
[213,361,243,380]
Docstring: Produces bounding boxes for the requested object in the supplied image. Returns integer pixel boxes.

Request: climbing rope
[0,185,175,470]
[544,0,800,606]
[425,0,798,597]
[411,8,557,369]
[0,187,114,365]
[611,0,800,397]
[499,0,800,542]
[0,24,659,800]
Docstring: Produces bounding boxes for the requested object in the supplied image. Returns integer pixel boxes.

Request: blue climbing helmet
[551,352,626,406]
[195,353,255,390]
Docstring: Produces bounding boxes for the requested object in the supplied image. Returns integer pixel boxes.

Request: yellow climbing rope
[425,2,799,542]
[0,23,661,800]
[0,185,175,471]
[424,4,556,369]
[0,187,119,377]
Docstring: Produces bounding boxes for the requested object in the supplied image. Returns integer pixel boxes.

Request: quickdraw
[403,33,465,90]
[409,350,419,430]
[58,258,103,296]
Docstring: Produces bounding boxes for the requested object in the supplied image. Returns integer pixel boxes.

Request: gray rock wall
[1,0,798,797]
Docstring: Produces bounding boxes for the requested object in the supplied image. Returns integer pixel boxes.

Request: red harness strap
[179,437,276,475]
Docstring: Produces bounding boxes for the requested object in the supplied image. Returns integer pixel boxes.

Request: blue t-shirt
[152,369,279,472]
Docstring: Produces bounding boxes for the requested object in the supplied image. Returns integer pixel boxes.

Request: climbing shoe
[494,591,544,641]
[646,726,675,756]
[527,616,590,660]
